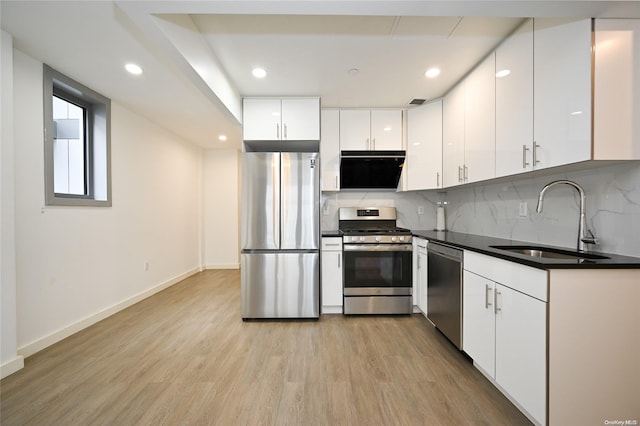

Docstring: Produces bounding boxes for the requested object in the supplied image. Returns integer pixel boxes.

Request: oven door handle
[343,244,413,252]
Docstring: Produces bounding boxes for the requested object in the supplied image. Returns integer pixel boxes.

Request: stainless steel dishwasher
[427,241,463,350]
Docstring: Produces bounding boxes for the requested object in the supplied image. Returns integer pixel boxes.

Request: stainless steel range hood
[340,150,406,191]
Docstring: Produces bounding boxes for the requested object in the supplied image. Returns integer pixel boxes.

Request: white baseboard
[205,263,239,270]
[17,268,200,359]
[321,306,343,314]
[0,355,24,379]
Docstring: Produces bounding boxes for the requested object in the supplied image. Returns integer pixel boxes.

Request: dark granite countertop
[321,230,343,238]
[411,230,640,270]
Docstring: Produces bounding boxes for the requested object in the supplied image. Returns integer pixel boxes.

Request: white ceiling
[2,1,640,150]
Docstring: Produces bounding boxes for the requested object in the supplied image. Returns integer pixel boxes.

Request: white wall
[12,49,203,358]
[203,149,240,269]
[1,30,23,378]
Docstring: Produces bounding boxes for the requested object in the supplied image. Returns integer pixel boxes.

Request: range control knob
[359,236,365,242]
[391,236,397,242]
[375,236,382,242]
[399,236,405,241]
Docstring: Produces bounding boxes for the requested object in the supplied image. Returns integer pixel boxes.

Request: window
[43,65,111,206]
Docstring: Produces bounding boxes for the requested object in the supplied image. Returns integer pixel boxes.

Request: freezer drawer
[241,252,320,319]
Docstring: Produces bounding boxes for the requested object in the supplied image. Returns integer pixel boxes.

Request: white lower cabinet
[463,251,547,425]
[321,237,343,313]
[415,238,428,315]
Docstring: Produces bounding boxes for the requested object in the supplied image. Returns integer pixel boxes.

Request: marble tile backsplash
[321,162,640,257]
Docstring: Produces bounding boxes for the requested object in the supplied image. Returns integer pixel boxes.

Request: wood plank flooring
[1,270,532,425]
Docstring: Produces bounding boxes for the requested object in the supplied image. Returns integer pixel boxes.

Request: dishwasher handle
[428,242,463,263]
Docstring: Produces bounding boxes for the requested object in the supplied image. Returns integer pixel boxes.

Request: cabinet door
[495,283,546,425]
[534,19,592,169]
[340,110,371,150]
[321,238,342,306]
[418,246,428,315]
[496,19,534,177]
[320,109,340,191]
[282,98,320,140]
[464,53,496,183]
[594,19,640,160]
[243,98,282,141]
[463,270,496,377]
[370,110,403,150]
[407,101,443,190]
[443,83,466,187]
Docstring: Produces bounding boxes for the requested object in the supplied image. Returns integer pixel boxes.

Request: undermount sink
[490,245,610,261]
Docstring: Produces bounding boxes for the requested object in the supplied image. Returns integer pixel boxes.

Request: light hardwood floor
[1,270,532,425]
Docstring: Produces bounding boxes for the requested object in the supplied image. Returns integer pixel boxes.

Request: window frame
[43,64,111,207]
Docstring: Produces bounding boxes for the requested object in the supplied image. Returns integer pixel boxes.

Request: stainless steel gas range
[339,207,413,315]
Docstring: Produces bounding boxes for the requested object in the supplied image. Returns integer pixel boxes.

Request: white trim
[0,356,24,379]
[17,268,200,358]
[321,306,342,314]
[205,263,240,270]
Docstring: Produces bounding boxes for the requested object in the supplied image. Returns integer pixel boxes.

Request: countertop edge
[411,230,640,270]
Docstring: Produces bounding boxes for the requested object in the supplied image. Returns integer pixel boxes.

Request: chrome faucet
[536,180,598,252]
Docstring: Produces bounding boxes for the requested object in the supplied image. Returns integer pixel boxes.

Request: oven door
[343,244,412,296]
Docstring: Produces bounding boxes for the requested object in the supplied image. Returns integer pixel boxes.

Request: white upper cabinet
[340,109,402,151]
[593,19,640,160]
[243,98,281,141]
[443,52,496,188]
[320,109,340,191]
[406,100,443,190]
[495,19,534,178]
[243,97,320,141]
[339,110,370,150]
[370,110,403,150]
[464,53,496,183]
[533,19,592,169]
[442,82,466,187]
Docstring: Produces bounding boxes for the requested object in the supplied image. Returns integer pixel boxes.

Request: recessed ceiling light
[252,68,267,78]
[125,63,142,75]
[570,111,583,115]
[218,135,228,141]
[496,69,511,78]
[383,126,392,132]
[424,68,440,78]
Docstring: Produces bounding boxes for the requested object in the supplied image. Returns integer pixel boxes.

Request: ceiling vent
[409,98,426,105]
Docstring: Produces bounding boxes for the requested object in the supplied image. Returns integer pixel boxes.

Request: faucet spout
[536,180,597,252]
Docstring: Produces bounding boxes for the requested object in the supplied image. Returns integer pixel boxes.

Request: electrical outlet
[519,201,528,217]
[144,261,149,271]
[417,206,425,215]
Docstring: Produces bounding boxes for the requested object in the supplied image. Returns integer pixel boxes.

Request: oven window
[343,250,411,287]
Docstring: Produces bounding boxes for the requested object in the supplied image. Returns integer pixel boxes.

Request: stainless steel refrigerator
[241,152,320,319]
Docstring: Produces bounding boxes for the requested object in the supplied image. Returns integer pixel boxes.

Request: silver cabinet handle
[458,166,463,183]
[417,256,420,269]
[436,172,440,188]
[494,290,502,314]
[464,165,468,182]
[485,284,493,309]
[338,255,341,268]
[533,142,540,165]
[325,243,340,247]
[276,123,280,140]
[283,123,287,140]
[522,145,530,168]
[335,175,338,189]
